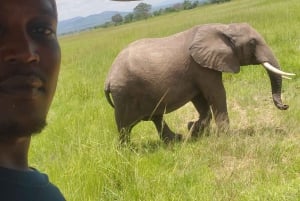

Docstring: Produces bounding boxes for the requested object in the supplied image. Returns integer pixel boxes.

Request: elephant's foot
[161,132,182,144]
[119,128,131,144]
[151,115,182,143]
[187,121,209,138]
[216,124,230,136]
[215,116,230,135]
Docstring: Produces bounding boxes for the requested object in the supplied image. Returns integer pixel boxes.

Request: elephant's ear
[189,25,240,73]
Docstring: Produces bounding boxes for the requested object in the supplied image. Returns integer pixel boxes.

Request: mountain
[57,0,207,35]
[58,11,129,35]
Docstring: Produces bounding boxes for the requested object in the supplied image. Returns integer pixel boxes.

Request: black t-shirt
[0,166,66,201]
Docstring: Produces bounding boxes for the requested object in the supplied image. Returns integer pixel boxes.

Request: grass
[29,0,299,200]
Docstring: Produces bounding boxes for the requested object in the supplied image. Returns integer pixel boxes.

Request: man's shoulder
[0,166,66,201]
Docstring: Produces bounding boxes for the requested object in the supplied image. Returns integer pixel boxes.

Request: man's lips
[0,75,44,99]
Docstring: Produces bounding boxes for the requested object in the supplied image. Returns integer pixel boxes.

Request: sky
[56,0,170,21]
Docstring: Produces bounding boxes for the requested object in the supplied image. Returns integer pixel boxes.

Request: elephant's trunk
[266,69,288,110]
[256,44,295,110]
[262,60,290,110]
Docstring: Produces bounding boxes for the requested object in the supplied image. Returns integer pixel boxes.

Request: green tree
[153,9,163,16]
[183,0,199,10]
[210,0,231,3]
[133,2,152,20]
[111,13,123,25]
[124,13,134,23]
[173,3,183,11]
[183,0,193,9]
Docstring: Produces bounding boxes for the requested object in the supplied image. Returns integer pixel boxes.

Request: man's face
[0,0,61,138]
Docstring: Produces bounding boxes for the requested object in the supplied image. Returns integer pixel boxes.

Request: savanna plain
[30,0,299,200]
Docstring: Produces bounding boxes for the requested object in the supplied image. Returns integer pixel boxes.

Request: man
[0,0,65,200]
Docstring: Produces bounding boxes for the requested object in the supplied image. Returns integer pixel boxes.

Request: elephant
[104,23,295,143]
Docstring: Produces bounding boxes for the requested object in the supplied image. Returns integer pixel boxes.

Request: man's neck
[0,137,31,171]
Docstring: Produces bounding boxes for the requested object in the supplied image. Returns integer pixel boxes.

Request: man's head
[0,0,60,139]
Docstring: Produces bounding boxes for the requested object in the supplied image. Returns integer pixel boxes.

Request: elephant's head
[189,23,295,110]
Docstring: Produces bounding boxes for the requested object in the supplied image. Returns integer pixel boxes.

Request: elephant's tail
[104,82,115,108]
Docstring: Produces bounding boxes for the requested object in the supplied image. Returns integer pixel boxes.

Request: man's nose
[2,33,40,64]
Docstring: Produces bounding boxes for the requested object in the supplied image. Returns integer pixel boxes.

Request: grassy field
[30,0,299,200]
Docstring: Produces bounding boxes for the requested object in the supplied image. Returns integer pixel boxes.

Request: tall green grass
[29,0,299,200]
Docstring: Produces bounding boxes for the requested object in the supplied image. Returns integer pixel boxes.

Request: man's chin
[0,119,47,141]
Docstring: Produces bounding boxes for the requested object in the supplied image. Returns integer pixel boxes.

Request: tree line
[102,0,231,27]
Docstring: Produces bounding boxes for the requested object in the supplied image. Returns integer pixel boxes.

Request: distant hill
[57,0,207,35]
[58,11,129,35]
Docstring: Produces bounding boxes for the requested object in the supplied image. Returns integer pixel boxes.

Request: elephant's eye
[249,39,256,46]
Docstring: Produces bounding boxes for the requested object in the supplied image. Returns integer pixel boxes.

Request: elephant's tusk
[282,75,292,80]
[262,62,296,78]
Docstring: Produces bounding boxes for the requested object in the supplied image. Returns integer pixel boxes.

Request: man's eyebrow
[39,5,57,19]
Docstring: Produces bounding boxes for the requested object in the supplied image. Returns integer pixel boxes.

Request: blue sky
[56,0,172,21]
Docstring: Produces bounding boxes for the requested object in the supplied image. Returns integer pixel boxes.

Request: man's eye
[32,26,55,37]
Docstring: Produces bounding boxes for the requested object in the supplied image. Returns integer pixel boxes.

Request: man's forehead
[0,0,57,18]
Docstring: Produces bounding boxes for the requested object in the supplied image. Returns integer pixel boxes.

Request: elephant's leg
[117,123,136,144]
[188,94,212,138]
[196,71,230,134]
[114,103,140,144]
[209,82,230,133]
[151,115,182,143]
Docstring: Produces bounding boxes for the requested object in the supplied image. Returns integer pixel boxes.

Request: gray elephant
[104,23,295,143]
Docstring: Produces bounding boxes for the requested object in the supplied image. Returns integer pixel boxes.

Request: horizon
[57,0,184,21]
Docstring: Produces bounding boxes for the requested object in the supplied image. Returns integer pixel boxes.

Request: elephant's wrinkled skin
[105,23,294,143]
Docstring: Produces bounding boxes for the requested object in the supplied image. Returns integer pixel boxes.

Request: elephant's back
[111,27,195,69]
[128,29,194,51]
[106,28,197,110]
